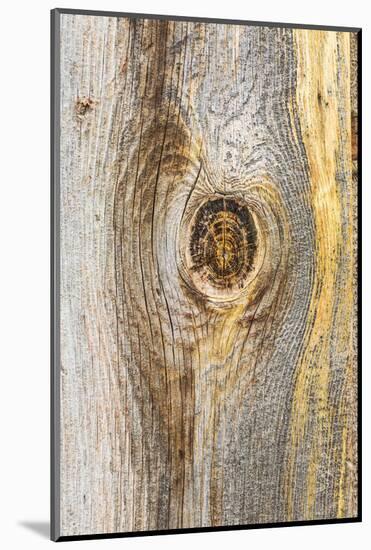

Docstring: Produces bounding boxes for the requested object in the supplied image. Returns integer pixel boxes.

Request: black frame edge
[51,7,61,543]
[356,27,362,523]
[54,7,361,33]
[56,517,361,542]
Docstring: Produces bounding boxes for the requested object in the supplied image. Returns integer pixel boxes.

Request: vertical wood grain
[58,14,358,536]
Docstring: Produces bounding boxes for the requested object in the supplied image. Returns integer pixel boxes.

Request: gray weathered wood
[57,13,358,537]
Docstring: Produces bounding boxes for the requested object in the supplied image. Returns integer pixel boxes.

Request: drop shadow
[18,521,50,539]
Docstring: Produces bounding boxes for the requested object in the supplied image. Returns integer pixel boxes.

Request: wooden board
[54,10,359,538]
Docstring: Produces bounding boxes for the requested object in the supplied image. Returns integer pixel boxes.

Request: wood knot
[178,180,289,310]
[188,197,257,293]
[75,96,96,120]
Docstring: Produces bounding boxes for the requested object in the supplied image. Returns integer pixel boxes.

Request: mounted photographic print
[51,8,361,541]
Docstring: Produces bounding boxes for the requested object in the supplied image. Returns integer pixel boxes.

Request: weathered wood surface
[58,14,358,536]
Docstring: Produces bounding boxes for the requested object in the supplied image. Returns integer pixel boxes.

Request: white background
[0,0,367,548]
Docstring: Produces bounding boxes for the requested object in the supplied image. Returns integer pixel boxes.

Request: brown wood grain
[57,13,358,537]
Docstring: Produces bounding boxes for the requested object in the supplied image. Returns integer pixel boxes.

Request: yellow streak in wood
[337,424,348,518]
[207,305,246,365]
[285,30,353,520]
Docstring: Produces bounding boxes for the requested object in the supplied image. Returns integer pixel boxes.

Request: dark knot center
[189,197,257,292]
